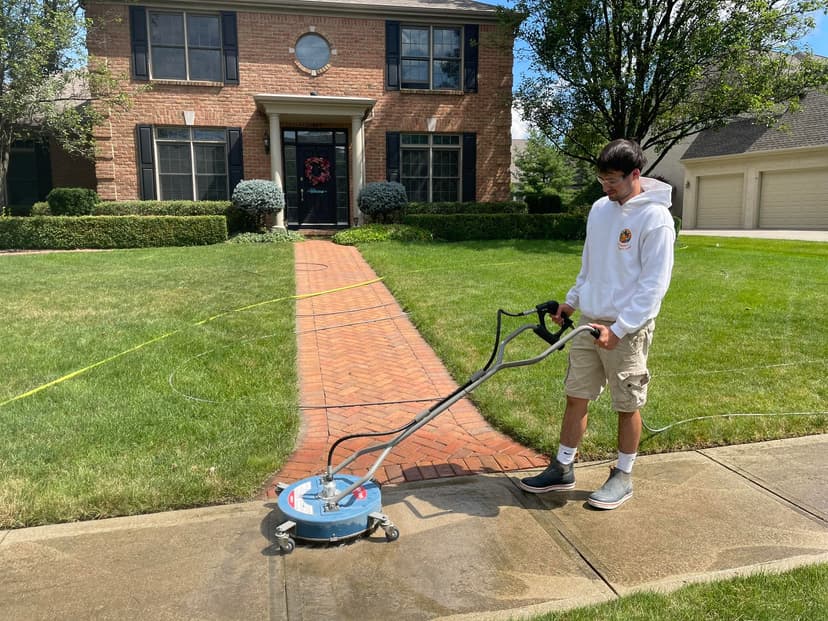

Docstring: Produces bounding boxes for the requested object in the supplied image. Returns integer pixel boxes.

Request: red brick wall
[49,139,96,190]
[86,3,513,203]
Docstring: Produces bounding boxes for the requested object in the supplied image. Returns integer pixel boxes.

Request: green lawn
[0,244,298,528]
[358,237,827,458]
[525,563,827,621]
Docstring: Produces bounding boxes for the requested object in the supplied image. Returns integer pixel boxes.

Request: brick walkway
[262,240,547,498]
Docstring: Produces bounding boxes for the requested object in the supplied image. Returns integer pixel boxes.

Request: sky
[489,1,828,138]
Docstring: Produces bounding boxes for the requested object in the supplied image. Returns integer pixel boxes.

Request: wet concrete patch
[277,474,613,621]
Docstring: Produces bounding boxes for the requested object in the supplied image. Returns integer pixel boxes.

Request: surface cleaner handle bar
[324,302,600,505]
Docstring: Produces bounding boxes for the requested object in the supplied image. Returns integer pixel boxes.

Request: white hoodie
[565,177,675,338]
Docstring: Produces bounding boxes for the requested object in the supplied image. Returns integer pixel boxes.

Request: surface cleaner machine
[273,301,599,553]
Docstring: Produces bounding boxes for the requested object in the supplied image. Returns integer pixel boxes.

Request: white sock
[556,444,577,465]
[617,451,637,473]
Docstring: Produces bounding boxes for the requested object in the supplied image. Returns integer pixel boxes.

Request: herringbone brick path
[262,240,547,498]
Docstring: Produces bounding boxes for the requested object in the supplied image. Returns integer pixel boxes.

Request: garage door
[696,174,743,228]
[759,168,828,229]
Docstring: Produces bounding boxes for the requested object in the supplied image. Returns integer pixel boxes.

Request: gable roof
[682,89,828,160]
[133,0,501,21]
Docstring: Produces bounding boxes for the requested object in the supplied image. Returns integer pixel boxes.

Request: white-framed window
[400,25,462,90]
[401,134,461,202]
[155,127,228,200]
[148,11,223,81]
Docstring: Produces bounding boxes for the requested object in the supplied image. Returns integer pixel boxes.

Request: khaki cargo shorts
[564,316,654,412]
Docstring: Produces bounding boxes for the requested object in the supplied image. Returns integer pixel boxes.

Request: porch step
[299,228,340,239]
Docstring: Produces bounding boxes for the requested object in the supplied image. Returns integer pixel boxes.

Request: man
[519,139,675,510]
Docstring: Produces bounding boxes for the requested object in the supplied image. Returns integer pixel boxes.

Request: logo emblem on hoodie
[618,228,632,249]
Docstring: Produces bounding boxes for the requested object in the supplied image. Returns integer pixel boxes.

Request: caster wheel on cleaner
[279,537,295,554]
[384,526,400,542]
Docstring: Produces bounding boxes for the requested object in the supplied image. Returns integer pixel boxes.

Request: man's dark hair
[597,139,646,175]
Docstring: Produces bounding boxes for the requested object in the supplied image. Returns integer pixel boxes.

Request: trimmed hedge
[405,201,527,215]
[402,213,587,241]
[30,200,254,234]
[0,216,228,250]
[91,200,231,216]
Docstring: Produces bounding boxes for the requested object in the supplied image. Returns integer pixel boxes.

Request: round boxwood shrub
[231,179,284,230]
[46,187,99,216]
[357,181,407,223]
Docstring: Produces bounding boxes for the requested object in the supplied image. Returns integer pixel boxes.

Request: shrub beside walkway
[262,240,546,497]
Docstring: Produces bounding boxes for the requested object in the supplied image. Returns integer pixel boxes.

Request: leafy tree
[513,0,828,172]
[513,129,576,202]
[0,1,131,210]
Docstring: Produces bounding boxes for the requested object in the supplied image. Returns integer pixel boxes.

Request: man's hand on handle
[552,303,576,326]
[590,324,620,350]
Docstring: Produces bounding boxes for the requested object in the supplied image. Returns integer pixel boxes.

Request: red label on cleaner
[288,481,314,515]
[352,486,367,500]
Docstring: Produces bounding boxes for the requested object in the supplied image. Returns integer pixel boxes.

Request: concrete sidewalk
[1,435,826,620]
[679,229,828,241]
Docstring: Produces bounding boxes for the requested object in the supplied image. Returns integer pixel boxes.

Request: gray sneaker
[518,461,575,493]
[587,467,633,509]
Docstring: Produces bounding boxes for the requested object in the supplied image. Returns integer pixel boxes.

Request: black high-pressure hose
[324,301,584,474]
[325,421,418,474]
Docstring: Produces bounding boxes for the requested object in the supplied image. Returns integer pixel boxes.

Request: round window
[295,33,331,71]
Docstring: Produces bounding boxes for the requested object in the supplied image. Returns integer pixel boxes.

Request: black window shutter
[136,125,156,200]
[221,12,239,85]
[227,128,244,194]
[386,132,401,182]
[462,133,476,201]
[385,21,400,90]
[130,6,149,81]
[463,24,479,93]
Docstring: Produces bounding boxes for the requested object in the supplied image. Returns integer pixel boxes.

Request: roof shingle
[682,90,828,159]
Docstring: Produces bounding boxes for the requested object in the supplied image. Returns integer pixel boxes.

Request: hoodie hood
[630,176,673,210]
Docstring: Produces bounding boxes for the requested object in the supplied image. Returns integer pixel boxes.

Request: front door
[296,144,337,225]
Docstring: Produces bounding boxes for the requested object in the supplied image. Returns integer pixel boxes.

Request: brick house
[84,0,514,229]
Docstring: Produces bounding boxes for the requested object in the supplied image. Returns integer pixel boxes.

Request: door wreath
[304,156,331,186]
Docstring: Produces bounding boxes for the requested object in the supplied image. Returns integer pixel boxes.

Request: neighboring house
[509,137,527,200]
[6,140,53,207]
[84,0,514,229]
[5,71,97,208]
[7,139,96,208]
[680,89,828,230]
[510,138,527,186]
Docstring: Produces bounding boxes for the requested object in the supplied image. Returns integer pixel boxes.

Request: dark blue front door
[297,144,337,225]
